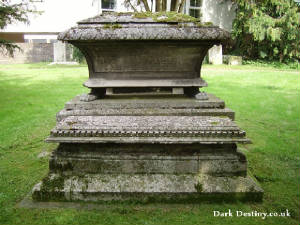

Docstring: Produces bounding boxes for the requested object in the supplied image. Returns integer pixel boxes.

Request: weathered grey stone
[46,115,250,144]
[37,151,50,159]
[197,174,263,194]
[72,41,210,98]
[57,107,235,122]
[195,92,209,100]
[58,13,230,41]
[31,12,263,203]
[84,78,207,88]
[48,143,247,176]
[0,43,54,64]
[172,88,184,95]
[58,12,230,99]
[208,45,223,65]
[79,93,98,102]
[32,173,263,202]
[56,93,235,121]
[64,93,226,111]
[223,55,243,65]
[106,88,114,95]
[60,25,229,41]
[50,153,247,176]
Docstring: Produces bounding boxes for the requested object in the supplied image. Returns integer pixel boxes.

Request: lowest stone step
[32,173,263,202]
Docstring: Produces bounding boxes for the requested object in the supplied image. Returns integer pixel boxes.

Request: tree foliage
[231,0,300,62]
[72,46,85,63]
[0,0,39,56]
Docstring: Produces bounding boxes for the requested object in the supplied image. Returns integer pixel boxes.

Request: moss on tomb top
[58,11,230,41]
[133,11,200,23]
[78,11,213,26]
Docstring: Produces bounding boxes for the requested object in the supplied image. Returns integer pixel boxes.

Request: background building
[0,0,236,64]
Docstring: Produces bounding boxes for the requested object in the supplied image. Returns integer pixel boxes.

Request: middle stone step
[50,143,247,177]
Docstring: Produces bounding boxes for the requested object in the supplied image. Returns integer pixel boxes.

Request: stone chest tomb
[32,12,263,202]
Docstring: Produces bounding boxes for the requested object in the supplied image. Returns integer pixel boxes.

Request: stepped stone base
[32,92,263,203]
[32,143,263,202]
[32,173,263,203]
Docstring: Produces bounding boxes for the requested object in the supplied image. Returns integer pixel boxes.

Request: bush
[72,46,86,63]
[242,59,300,70]
[231,0,300,63]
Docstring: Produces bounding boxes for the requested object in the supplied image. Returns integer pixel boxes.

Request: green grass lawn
[0,63,299,225]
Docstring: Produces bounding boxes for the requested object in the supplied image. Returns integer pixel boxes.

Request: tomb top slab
[58,12,230,41]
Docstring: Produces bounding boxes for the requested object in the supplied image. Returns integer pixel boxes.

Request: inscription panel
[82,42,206,80]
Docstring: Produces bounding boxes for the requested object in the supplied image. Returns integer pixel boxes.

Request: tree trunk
[141,0,151,11]
[170,0,176,11]
[177,0,186,13]
[162,0,167,11]
[126,0,138,12]
[174,0,180,12]
[155,0,161,11]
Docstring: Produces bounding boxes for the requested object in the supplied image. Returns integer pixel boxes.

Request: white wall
[3,0,151,33]
[3,0,235,65]
[4,0,99,33]
[202,0,236,31]
[4,0,236,33]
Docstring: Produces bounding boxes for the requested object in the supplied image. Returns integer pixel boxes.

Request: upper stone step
[64,93,226,110]
[57,93,235,121]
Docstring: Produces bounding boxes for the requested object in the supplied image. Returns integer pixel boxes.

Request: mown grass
[0,63,299,225]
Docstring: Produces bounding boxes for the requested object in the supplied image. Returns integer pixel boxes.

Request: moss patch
[100,12,214,26]
[103,23,123,29]
[33,174,66,201]
[41,174,65,191]
[194,183,203,192]
[134,11,200,23]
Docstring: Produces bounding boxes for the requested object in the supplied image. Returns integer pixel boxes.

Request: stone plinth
[32,12,263,203]
[32,94,263,202]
